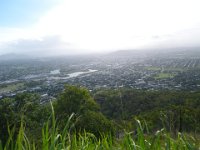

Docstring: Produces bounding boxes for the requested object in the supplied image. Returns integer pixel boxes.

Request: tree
[0,98,15,144]
[0,93,51,146]
[54,85,114,137]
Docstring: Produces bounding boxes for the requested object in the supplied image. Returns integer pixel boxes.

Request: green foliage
[0,93,51,147]
[1,86,200,149]
[154,73,174,79]
[1,114,200,150]
[55,85,99,118]
[94,89,200,133]
[54,85,114,138]
[76,110,114,138]
[0,98,15,145]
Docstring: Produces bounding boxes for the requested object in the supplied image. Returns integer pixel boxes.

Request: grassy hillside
[1,107,200,150]
[1,85,200,149]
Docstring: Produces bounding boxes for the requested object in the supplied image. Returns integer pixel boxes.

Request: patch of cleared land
[0,83,24,94]
[155,73,174,79]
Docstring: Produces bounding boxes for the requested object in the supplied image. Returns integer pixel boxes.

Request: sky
[0,0,200,56]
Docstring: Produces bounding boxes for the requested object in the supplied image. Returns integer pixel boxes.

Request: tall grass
[0,103,199,150]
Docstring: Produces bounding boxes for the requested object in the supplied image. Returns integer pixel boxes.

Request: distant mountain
[107,47,200,58]
[0,53,33,61]
[108,49,141,56]
[105,49,151,60]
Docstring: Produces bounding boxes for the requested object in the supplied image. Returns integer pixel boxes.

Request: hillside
[1,85,200,149]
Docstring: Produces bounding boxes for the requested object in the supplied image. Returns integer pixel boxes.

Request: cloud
[0,36,79,56]
[145,27,200,49]
[1,0,200,55]
[30,0,200,51]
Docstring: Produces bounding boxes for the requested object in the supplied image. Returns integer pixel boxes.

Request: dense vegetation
[94,89,200,134]
[1,85,200,149]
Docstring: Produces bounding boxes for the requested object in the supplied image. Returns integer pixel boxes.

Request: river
[49,69,98,80]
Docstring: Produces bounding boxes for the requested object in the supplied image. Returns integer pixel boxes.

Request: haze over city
[0,0,200,56]
[2,1,200,148]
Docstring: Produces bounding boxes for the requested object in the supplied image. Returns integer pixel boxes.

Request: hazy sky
[0,0,200,55]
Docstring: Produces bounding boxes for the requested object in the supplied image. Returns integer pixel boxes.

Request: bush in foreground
[54,85,114,138]
[1,104,200,150]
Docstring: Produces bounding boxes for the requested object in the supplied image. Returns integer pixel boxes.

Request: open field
[155,73,175,79]
[0,83,24,94]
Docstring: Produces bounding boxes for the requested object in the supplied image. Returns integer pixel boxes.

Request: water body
[48,69,98,80]
[50,69,60,75]
[68,69,97,78]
